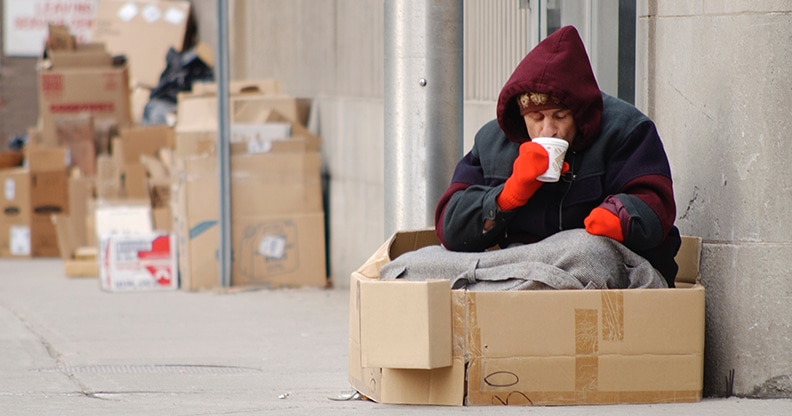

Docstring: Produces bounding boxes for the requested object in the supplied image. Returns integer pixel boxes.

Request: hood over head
[497,25,603,150]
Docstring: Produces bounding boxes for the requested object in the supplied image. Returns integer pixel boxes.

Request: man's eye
[554,112,570,120]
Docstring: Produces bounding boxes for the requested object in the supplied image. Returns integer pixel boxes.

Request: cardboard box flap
[355,234,396,279]
[47,24,76,51]
[48,44,114,68]
[675,235,702,286]
[355,229,438,279]
[380,363,465,406]
[360,279,452,369]
[389,228,440,260]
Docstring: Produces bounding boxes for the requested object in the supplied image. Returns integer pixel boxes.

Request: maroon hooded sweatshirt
[434,26,681,285]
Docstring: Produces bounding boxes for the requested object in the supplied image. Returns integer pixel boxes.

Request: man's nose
[539,120,557,137]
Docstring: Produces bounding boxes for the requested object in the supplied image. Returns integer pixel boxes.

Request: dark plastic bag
[142,45,214,125]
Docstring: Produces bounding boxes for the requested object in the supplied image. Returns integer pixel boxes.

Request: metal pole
[216,0,232,287]
[384,0,463,237]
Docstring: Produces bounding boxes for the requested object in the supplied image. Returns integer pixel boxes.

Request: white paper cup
[532,137,569,182]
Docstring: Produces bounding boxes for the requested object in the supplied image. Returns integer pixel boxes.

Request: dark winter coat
[434,26,681,285]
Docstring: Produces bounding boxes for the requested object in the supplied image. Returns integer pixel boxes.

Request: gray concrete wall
[638,1,792,398]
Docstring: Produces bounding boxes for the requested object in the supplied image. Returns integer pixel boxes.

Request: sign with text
[3,0,98,57]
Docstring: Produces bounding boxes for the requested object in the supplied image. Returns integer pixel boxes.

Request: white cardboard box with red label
[99,232,178,292]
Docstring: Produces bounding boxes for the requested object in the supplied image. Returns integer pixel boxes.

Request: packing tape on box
[465,291,482,358]
[571,293,623,394]
[601,291,624,341]
[575,308,599,392]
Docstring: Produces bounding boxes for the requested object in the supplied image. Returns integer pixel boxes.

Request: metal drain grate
[42,365,263,374]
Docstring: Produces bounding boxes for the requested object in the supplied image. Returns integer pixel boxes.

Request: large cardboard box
[231,212,326,288]
[172,158,218,291]
[172,151,325,290]
[360,279,453,370]
[0,168,31,223]
[0,168,32,257]
[0,149,69,258]
[38,65,132,145]
[91,0,192,88]
[349,230,705,406]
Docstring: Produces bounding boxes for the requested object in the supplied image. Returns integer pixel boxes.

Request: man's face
[523,107,577,145]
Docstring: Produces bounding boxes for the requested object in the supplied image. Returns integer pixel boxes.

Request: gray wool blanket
[380,229,667,290]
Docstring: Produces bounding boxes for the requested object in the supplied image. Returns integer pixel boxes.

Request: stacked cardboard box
[171,80,327,290]
[37,27,132,147]
[0,148,69,258]
[41,104,178,279]
[50,122,178,285]
[29,24,184,284]
[29,25,324,291]
[349,230,706,406]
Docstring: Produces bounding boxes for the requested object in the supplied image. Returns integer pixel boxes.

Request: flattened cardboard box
[349,230,705,406]
[91,0,192,88]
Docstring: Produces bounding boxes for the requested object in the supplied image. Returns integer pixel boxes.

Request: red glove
[496,142,549,211]
[584,207,625,242]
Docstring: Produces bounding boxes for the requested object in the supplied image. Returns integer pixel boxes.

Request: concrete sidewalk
[1,258,791,415]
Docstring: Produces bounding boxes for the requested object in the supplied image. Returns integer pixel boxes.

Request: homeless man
[381,25,681,291]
